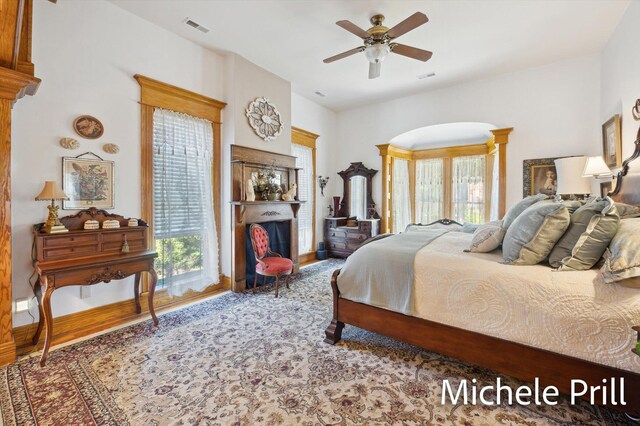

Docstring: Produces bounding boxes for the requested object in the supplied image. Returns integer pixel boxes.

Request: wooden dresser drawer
[328,241,346,250]
[102,230,145,242]
[43,234,99,248]
[327,229,347,239]
[347,233,368,242]
[103,240,145,252]
[44,244,99,259]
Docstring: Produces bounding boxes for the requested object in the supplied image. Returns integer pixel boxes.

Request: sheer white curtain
[415,159,444,223]
[350,176,367,220]
[452,155,486,224]
[153,108,219,296]
[392,159,411,233]
[292,143,314,253]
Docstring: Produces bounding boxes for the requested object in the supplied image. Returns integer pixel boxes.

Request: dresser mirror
[337,162,380,219]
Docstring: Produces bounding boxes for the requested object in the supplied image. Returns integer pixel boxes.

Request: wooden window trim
[376,127,512,233]
[291,126,319,256]
[135,74,226,291]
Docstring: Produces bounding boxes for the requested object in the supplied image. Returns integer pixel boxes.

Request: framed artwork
[600,181,612,198]
[523,157,562,197]
[602,114,622,168]
[62,156,114,209]
[73,115,104,139]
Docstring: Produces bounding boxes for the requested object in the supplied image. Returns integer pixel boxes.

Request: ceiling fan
[323,12,432,79]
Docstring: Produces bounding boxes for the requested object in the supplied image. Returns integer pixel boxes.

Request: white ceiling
[109,0,629,111]
[390,122,495,150]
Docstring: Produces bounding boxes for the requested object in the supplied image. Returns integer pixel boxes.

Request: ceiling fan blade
[336,20,371,39]
[323,46,365,63]
[390,43,433,61]
[386,12,428,39]
[369,62,381,79]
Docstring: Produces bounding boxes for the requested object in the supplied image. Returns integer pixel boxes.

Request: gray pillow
[503,201,570,265]
[615,202,640,219]
[549,197,619,270]
[465,221,506,253]
[601,218,640,284]
[461,223,480,233]
[502,194,548,229]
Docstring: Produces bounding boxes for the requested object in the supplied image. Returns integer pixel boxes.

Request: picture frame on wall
[62,156,114,209]
[522,157,562,198]
[602,114,622,168]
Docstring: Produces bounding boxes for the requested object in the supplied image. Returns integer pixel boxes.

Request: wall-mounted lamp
[318,176,329,196]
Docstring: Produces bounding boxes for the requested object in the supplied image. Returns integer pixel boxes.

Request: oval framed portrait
[73,115,104,139]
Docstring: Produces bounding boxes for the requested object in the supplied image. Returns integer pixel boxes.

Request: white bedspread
[411,232,640,373]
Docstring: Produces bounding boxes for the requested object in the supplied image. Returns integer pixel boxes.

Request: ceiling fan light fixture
[364,44,390,63]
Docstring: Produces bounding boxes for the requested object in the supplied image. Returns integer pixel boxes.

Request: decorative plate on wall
[73,115,104,139]
[245,97,283,142]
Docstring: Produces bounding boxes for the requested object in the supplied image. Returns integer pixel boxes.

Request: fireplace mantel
[230,146,304,292]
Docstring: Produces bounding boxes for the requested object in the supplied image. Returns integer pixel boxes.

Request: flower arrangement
[253,165,282,201]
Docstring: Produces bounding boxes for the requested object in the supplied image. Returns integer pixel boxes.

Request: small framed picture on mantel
[602,114,622,168]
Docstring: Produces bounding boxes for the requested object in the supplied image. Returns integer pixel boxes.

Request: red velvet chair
[249,223,293,297]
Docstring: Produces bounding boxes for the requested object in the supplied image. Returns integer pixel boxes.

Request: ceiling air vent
[184,18,210,34]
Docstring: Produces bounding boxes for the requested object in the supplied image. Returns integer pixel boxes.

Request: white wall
[291,93,338,247]
[334,55,602,212]
[601,1,639,170]
[11,0,225,327]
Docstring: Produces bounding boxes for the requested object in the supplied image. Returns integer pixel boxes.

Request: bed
[324,117,640,413]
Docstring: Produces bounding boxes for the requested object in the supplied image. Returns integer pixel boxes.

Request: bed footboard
[324,269,344,344]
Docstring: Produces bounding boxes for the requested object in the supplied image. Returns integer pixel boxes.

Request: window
[451,155,486,224]
[291,127,318,257]
[378,129,511,233]
[153,108,218,295]
[292,143,314,253]
[392,158,411,232]
[415,158,444,224]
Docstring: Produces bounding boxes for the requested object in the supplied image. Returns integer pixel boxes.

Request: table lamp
[35,181,69,233]
[582,156,613,179]
[554,156,591,199]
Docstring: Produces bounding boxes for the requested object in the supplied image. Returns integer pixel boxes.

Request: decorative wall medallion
[59,137,79,150]
[245,97,283,142]
[73,115,104,139]
[103,143,120,154]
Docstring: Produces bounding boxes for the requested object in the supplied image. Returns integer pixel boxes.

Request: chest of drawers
[324,217,380,258]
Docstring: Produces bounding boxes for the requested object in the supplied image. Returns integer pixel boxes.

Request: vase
[333,196,341,217]
[267,193,279,201]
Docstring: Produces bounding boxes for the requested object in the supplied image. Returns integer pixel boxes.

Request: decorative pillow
[561,199,584,214]
[549,197,619,270]
[502,194,548,229]
[615,202,640,219]
[461,223,480,233]
[601,218,640,284]
[502,201,570,265]
[465,221,506,253]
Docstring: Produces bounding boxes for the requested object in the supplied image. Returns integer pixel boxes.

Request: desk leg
[39,278,54,367]
[31,277,44,346]
[148,269,159,326]
[133,273,141,314]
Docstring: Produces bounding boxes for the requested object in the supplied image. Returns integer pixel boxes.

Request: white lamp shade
[554,156,592,195]
[582,156,612,178]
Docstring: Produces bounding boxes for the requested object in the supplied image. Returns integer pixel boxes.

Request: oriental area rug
[0,259,634,425]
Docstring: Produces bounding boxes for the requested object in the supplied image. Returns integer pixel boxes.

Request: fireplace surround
[230,145,304,292]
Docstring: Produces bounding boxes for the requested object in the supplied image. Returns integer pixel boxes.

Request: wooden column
[0,0,41,366]
[489,128,513,218]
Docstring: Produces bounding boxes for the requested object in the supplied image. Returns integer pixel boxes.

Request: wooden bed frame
[324,102,640,414]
